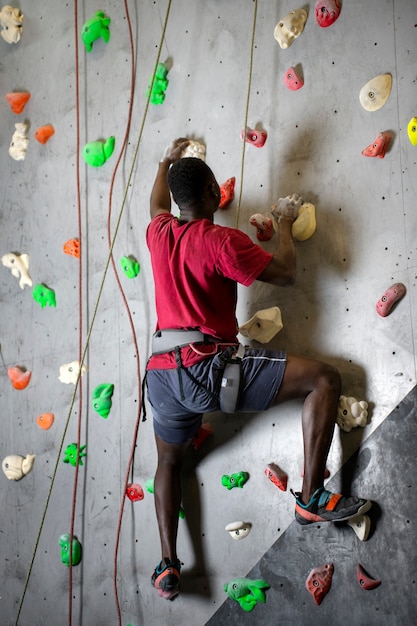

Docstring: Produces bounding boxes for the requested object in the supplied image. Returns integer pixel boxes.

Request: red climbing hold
[315,0,341,28]
[362,132,391,159]
[265,463,288,491]
[126,483,144,502]
[8,365,31,390]
[192,423,213,450]
[376,282,406,317]
[219,177,236,209]
[305,563,334,605]
[240,126,267,148]
[34,124,55,144]
[5,92,31,114]
[283,67,304,91]
[357,564,381,590]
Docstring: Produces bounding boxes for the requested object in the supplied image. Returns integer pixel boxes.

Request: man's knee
[318,362,341,396]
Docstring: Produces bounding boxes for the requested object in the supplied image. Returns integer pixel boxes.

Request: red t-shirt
[146,213,273,368]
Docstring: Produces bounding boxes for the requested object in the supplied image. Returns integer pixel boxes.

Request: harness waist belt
[152,328,215,354]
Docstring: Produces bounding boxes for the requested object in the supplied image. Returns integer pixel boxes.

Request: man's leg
[273,353,340,503]
[151,434,190,598]
[272,353,371,523]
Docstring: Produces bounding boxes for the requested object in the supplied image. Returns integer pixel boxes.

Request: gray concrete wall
[0,1,416,625]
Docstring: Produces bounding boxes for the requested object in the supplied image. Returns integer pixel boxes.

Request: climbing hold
[120,255,140,279]
[221,471,249,490]
[7,365,31,390]
[59,534,82,566]
[34,124,55,144]
[92,383,114,418]
[348,515,371,542]
[292,202,316,241]
[407,117,417,146]
[250,214,273,241]
[0,5,23,43]
[362,132,391,158]
[181,140,206,160]
[9,122,29,161]
[241,126,267,148]
[147,62,169,105]
[239,307,283,344]
[337,395,368,432]
[219,177,236,209]
[63,238,80,258]
[274,9,307,49]
[2,454,35,480]
[305,563,334,605]
[59,361,88,385]
[359,74,392,112]
[36,412,55,430]
[81,11,110,52]
[357,563,381,590]
[283,66,304,91]
[224,577,270,612]
[315,0,341,28]
[191,422,213,450]
[225,521,252,540]
[1,252,32,289]
[265,462,288,491]
[33,283,56,308]
[376,282,406,317]
[126,483,145,502]
[83,136,115,167]
[62,443,87,467]
[5,92,30,114]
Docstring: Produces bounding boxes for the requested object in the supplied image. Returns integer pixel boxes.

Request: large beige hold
[359,74,392,112]
[274,9,307,49]
[2,454,35,480]
[292,202,316,241]
[239,306,283,343]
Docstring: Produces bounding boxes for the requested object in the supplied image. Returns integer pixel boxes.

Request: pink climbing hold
[241,126,267,148]
[250,214,273,241]
[376,282,406,317]
[219,177,236,209]
[265,463,288,491]
[283,67,304,91]
[315,0,341,28]
[357,564,381,590]
[362,132,391,159]
[305,563,334,605]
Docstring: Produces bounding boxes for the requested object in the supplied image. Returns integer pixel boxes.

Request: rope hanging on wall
[235,0,258,230]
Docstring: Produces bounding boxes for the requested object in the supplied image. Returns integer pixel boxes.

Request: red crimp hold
[240,126,267,148]
[219,177,235,209]
[357,564,381,590]
[306,563,334,605]
[250,214,273,242]
[265,462,288,491]
[191,423,213,450]
[126,483,144,502]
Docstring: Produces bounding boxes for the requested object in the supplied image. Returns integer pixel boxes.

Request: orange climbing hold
[63,239,80,258]
[5,92,31,114]
[8,365,31,390]
[34,124,55,144]
[36,413,55,430]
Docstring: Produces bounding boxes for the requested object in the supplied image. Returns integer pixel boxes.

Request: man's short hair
[168,157,214,206]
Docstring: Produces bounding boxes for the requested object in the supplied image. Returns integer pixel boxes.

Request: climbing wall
[0,1,416,625]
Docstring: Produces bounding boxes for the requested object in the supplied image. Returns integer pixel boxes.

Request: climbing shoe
[151,557,181,600]
[293,487,371,525]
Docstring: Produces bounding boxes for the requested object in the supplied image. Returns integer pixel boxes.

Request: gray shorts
[146,346,286,444]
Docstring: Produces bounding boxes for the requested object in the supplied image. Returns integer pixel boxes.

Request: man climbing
[145,138,371,600]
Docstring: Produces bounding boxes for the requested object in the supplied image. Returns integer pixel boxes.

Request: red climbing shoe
[151,558,181,600]
[293,487,371,525]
